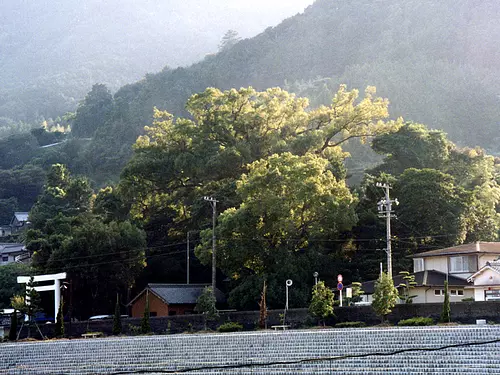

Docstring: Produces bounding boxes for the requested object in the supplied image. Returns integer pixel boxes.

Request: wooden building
[129,284,225,317]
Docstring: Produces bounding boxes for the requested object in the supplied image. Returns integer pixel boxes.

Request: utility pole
[376,182,398,279]
[186,231,197,285]
[203,196,218,294]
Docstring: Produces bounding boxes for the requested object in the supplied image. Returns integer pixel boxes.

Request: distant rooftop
[360,270,468,294]
[411,242,500,258]
[0,243,26,255]
[13,212,29,223]
[130,284,226,306]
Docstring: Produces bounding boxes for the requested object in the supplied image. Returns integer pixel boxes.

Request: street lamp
[203,196,218,294]
[313,272,318,286]
[283,279,293,325]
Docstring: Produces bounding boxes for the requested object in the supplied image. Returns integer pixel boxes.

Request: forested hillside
[53,0,497,185]
[1,0,500,316]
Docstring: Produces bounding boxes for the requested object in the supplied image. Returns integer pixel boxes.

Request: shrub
[335,321,367,328]
[461,297,474,302]
[128,324,141,335]
[217,322,243,333]
[398,317,434,326]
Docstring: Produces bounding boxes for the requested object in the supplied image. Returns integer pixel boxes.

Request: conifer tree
[141,292,151,334]
[54,299,64,337]
[8,310,17,341]
[258,280,268,329]
[113,294,122,335]
[440,280,451,323]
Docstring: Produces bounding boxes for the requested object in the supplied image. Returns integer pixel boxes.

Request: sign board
[346,287,352,298]
[337,274,343,283]
[337,282,343,291]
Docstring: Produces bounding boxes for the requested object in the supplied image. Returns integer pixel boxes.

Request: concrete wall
[16,301,500,339]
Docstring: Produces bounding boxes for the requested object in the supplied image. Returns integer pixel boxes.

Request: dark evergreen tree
[141,293,151,334]
[8,310,17,341]
[54,299,64,337]
[440,280,451,323]
[113,294,122,335]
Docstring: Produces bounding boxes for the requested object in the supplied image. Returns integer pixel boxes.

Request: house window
[450,289,464,296]
[434,289,444,296]
[2,256,8,262]
[149,312,157,317]
[449,255,477,273]
[414,258,424,273]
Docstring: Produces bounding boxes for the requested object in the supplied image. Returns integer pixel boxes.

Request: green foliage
[461,297,474,302]
[72,84,113,138]
[113,294,122,335]
[217,322,243,333]
[440,280,451,323]
[54,299,64,338]
[25,276,42,320]
[308,281,334,322]
[371,123,500,247]
[141,293,151,334]
[335,321,366,328]
[195,287,219,321]
[258,280,268,329]
[128,324,142,336]
[397,271,418,304]
[372,272,399,320]
[0,263,31,308]
[347,282,364,305]
[398,317,434,326]
[218,30,241,52]
[395,168,470,246]
[27,164,146,319]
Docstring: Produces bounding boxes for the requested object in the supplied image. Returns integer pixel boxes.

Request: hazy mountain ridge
[104,0,500,151]
[0,0,312,122]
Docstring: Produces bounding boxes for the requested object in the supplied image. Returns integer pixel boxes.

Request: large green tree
[72,84,113,138]
[119,86,399,292]
[196,152,357,308]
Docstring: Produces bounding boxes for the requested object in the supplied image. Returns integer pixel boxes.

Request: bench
[81,332,103,339]
[271,325,290,331]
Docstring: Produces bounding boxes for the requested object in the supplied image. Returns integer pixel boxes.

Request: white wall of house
[0,254,15,264]
[473,268,500,286]
[474,289,485,301]
[412,287,473,303]
[422,256,448,273]
[478,255,500,269]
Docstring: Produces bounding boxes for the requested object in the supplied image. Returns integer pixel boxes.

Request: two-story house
[357,242,500,304]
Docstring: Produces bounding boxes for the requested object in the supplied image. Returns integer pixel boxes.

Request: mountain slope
[103,0,500,152]
[0,0,313,122]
